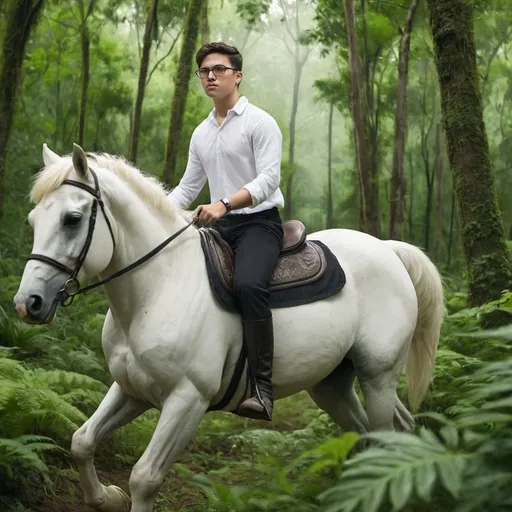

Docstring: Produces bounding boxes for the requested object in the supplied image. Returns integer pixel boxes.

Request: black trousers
[216,207,284,321]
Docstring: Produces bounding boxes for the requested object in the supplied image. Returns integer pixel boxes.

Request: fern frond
[0,358,25,379]
[31,368,107,394]
[0,435,59,487]
[318,429,472,512]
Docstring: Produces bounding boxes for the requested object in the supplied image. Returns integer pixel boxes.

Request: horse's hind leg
[71,383,150,512]
[307,359,370,434]
[394,394,415,432]
[355,350,408,431]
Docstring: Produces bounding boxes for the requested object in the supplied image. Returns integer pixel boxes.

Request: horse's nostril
[27,294,43,314]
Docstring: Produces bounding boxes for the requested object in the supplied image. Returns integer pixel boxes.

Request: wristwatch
[220,197,232,213]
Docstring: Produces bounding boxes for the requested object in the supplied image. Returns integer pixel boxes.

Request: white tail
[384,240,446,411]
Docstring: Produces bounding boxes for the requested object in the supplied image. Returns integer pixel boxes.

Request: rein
[27,168,196,307]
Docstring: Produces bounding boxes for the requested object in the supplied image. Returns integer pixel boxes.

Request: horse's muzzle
[13,291,57,324]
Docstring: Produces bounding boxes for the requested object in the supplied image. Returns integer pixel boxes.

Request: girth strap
[207,342,247,413]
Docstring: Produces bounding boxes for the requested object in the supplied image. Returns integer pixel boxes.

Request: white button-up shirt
[168,96,285,214]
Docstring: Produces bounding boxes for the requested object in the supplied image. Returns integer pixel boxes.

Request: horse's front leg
[71,382,150,512]
[128,379,209,512]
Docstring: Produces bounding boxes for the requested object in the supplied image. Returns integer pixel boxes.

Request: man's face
[197,53,242,100]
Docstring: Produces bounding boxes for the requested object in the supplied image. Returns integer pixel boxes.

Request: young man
[168,42,285,421]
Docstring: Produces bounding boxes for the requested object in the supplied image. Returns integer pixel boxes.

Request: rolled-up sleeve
[243,116,282,207]
[168,132,207,209]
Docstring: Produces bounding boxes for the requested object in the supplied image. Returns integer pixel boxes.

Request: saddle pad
[199,231,346,313]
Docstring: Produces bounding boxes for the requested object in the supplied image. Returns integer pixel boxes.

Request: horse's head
[13,143,116,324]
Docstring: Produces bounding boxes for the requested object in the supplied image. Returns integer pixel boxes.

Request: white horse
[13,144,444,512]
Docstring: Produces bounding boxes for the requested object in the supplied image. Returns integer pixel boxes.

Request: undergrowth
[0,267,511,511]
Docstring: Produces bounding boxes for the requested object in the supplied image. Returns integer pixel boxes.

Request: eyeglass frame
[194,65,240,79]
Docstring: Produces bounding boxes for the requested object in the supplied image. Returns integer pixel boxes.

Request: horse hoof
[99,485,131,512]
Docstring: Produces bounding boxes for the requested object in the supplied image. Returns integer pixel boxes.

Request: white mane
[30,153,181,221]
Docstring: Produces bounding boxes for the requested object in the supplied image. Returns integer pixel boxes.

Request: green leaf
[440,426,459,449]
[414,461,437,501]
[390,468,413,510]
[362,479,387,512]
[437,457,465,498]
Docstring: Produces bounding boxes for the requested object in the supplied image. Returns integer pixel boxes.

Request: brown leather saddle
[200,220,327,293]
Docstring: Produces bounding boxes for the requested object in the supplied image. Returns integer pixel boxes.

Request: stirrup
[237,385,273,421]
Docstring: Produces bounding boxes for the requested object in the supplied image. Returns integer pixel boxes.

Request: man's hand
[193,201,228,225]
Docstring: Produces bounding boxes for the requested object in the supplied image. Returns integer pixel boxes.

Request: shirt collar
[230,96,249,115]
[208,96,249,122]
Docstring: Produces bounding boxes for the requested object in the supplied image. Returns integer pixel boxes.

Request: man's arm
[168,133,207,209]
[242,115,282,206]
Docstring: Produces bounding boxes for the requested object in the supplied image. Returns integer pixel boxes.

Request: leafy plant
[0,435,62,510]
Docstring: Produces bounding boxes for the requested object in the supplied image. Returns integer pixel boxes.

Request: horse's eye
[64,213,82,227]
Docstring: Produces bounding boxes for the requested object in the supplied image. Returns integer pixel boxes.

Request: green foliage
[0,356,108,508]
[0,435,62,510]
[0,357,103,440]
[236,0,271,27]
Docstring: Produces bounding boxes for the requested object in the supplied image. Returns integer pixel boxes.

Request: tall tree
[419,68,436,253]
[433,120,446,259]
[162,0,204,186]
[275,0,311,220]
[200,0,209,44]
[428,0,512,305]
[0,0,45,217]
[314,78,345,229]
[130,0,159,164]
[77,0,96,147]
[344,0,380,237]
[389,0,418,240]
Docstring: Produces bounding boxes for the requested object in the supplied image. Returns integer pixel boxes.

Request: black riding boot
[237,317,274,421]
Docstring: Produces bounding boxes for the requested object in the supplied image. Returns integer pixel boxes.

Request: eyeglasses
[195,65,239,79]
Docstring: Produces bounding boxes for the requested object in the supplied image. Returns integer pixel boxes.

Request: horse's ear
[42,143,60,166]
[72,143,89,179]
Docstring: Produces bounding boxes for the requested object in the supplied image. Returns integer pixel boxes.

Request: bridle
[27,167,195,308]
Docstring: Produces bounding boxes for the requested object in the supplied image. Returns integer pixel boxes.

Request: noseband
[27,168,195,307]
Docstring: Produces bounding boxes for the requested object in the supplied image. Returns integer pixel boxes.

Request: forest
[0,0,511,510]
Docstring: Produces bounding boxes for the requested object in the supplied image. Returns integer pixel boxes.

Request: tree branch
[146,29,183,85]
[44,15,75,29]
[379,0,409,9]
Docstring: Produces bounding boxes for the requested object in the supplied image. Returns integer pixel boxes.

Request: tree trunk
[424,165,434,253]
[433,121,446,258]
[447,189,455,267]
[428,0,512,305]
[419,69,435,253]
[283,55,305,221]
[54,39,62,148]
[78,24,90,147]
[163,0,204,186]
[77,0,96,147]
[200,0,209,44]
[389,0,418,240]
[0,0,45,217]
[130,0,159,164]
[343,0,380,237]
[407,150,414,242]
[327,102,334,229]
[284,174,294,221]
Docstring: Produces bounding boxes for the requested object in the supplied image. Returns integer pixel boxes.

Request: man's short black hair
[196,42,243,71]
